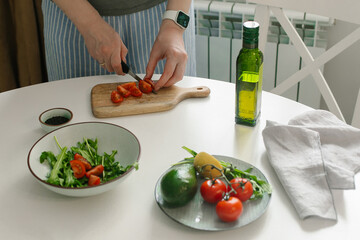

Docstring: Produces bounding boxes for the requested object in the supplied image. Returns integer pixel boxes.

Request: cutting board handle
[179,86,211,99]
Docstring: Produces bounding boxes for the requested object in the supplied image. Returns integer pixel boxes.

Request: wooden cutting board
[91,82,211,118]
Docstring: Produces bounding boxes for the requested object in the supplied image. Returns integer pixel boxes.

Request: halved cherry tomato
[200,179,227,203]
[129,85,143,97]
[117,85,131,98]
[70,160,86,179]
[228,177,253,202]
[111,90,123,103]
[138,79,153,93]
[216,196,243,222]
[85,165,104,178]
[88,175,101,186]
[120,82,137,90]
[144,78,155,89]
[73,153,92,170]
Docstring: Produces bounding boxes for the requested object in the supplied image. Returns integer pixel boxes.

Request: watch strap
[163,10,189,29]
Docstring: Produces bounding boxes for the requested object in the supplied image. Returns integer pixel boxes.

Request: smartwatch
[163,10,190,29]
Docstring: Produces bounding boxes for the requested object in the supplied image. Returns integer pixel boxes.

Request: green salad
[40,137,138,187]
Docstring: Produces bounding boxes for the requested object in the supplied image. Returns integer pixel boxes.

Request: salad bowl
[28,122,140,197]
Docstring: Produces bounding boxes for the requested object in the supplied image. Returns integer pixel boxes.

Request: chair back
[248,0,360,124]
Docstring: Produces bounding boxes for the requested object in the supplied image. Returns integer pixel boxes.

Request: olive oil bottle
[235,21,263,126]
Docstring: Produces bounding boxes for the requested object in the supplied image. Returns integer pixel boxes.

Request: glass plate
[154,155,271,231]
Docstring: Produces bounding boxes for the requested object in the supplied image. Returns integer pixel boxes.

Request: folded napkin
[262,110,360,220]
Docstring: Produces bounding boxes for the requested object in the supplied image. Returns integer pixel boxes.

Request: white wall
[323,20,360,123]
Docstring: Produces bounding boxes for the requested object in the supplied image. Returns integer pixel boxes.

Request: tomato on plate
[85,165,104,178]
[228,177,254,202]
[216,196,243,222]
[70,160,86,179]
[200,179,227,204]
[88,174,101,186]
[129,85,143,97]
[73,153,92,170]
[138,80,153,93]
[111,90,123,103]
[117,85,131,98]
[120,82,137,90]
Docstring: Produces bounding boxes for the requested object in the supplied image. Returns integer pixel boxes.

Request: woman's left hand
[145,20,188,91]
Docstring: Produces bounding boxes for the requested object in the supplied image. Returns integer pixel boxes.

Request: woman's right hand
[81,19,128,75]
[52,0,128,75]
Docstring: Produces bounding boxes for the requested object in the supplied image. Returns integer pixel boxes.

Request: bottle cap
[243,21,259,41]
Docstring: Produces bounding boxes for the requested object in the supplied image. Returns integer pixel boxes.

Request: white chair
[248,0,360,123]
[352,89,360,128]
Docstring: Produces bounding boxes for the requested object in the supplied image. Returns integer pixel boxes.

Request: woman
[42,0,196,91]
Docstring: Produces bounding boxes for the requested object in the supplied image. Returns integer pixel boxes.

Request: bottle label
[239,71,259,83]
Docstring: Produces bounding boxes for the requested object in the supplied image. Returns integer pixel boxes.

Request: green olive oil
[235,21,263,126]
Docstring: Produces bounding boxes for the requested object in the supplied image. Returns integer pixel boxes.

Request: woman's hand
[52,0,128,75]
[145,20,188,91]
[81,19,128,75]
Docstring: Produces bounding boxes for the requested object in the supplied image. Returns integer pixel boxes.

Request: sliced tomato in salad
[85,165,104,178]
[70,160,86,179]
[88,175,101,186]
[73,153,92,170]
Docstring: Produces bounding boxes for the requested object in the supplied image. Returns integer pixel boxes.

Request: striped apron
[41,0,196,81]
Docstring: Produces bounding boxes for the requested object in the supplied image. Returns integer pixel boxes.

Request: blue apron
[42,0,196,81]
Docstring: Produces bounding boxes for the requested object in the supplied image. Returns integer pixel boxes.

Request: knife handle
[121,61,129,74]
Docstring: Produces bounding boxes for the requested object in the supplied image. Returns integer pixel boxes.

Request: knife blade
[121,62,157,94]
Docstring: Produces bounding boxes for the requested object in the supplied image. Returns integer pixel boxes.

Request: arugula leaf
[47,146,67,186]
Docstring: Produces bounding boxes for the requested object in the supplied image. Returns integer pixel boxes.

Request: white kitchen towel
[262,110,360,220]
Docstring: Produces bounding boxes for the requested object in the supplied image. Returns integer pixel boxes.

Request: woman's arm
[145,0,192,90]
[52,0,128,75]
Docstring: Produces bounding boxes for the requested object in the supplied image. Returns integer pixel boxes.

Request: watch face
[177,11,190,28]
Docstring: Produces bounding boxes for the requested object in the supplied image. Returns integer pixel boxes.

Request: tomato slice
[85,165,104,178]
[117,85,131,98]
[144,78,155,88]
[228,178,254,202]
[70,160,86,179]
[138,80,153,93]
[216,196,243,222]
[129,85,143,97]
[111,90,123,103]
[73,153,92,170]
[120,82,137,90]
[88,175,101,186]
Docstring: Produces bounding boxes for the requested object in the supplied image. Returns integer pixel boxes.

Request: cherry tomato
[85,165,104,178]
[88,175,101,186]
[228,178,254,202]
[143,78,155,90]
[120,82,136,90]
[73,153,92,170]
[129,85,143,97]
[216,196,243,222]
[111,90,123,103]
[117,85,131,98]
[138,80,153,93]
[200,179,227,203]
[70,160,86,179]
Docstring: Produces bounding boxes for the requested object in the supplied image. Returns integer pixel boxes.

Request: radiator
[194,0,333,109]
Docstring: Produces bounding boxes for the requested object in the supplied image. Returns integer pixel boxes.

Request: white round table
[0,75,358,239]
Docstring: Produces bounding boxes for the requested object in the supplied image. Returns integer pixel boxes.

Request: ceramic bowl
[39,108,73,133]
[28,122,140,197]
